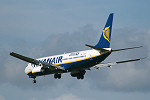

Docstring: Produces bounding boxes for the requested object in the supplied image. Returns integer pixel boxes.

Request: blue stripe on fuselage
[58,51,111,70]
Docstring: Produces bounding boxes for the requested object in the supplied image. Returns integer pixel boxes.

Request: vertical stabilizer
[95,13,113,48]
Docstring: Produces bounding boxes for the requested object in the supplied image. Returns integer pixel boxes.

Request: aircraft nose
[25,64,33,75]
[25,66,29,74]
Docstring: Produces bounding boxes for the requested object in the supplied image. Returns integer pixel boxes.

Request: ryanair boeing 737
[10,13,143,83]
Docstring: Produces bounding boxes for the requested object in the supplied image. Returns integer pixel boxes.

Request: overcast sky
[0,0,150,100]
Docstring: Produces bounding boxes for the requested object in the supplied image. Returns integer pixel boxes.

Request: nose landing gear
[33,79,36,83]
[32,76,36,84]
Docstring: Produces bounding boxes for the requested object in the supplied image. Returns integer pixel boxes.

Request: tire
[54,74,58,79]
[58,74,61,79]
[80,75,84,79]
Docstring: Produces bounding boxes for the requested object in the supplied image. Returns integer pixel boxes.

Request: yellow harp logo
[103,26,110,43]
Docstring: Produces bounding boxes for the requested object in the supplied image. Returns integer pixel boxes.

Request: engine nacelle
[32,67,42,75]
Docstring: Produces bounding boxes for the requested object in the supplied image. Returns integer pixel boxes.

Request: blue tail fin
[95,13,114,48]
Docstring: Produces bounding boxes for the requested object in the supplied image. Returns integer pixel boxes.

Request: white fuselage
[25,49,111,76]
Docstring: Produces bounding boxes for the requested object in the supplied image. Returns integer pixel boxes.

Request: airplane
[10,13,143,83]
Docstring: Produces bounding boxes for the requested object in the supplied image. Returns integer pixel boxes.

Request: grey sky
[0,0,150,100]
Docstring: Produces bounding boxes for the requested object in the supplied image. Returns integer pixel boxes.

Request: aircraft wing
[94,58,145,69]
[10,52,65,70]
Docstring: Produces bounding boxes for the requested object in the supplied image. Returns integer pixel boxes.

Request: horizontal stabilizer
[94,57,145,69]
[112,46,143,52]
[116,57,145,63]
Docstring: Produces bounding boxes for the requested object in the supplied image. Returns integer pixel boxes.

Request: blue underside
[60,51,111,70]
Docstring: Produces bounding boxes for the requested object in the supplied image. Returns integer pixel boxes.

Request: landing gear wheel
[80,75,84,79]
[58,74,61,79]
[77,75,80,79]
[77,74,84,80]
[32,76,37,84]
[54,73,61,79]
[54,74,58,79]
[33,79,36,83]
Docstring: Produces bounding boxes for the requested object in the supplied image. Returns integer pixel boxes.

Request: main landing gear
[54,73,61,79]
[77,74,84,80]
[70,70,86,80]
